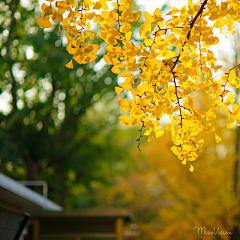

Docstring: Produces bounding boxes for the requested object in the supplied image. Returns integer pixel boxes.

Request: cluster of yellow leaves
[37,0,240,171]
[36,0,103,68]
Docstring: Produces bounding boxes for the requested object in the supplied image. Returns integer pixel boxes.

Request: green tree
[0,0,135,207]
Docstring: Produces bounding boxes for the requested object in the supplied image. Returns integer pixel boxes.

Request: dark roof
[0,173,63,212]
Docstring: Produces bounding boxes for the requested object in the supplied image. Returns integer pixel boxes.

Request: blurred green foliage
[0,0,139,207]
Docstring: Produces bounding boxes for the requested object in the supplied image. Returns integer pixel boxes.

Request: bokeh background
[1,0,240,239]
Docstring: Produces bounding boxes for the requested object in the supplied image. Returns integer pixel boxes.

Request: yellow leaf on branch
[156,130,164,138]
[36,17,53,28]
[65,60,74,69]
[36,0,240,172]
[115,87,123,94]
[215,134,222,143]
[148,135,154,142]
[111,66,121,74]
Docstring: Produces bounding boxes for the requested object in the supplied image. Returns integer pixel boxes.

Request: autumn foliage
[36,0,240,171]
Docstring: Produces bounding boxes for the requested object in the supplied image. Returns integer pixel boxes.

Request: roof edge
[0,173,63,211]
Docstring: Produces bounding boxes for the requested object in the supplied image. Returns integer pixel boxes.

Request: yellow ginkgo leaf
[232,104,239,112]
[125,31,132,41]
[156,130,164,138]
[91,44,100,54]
[41,3,49,13]
[119,114,129,125]
[120,71,132,77]
[181,159,187,165]
[144,11,152,22]
[144,39,154,46]
[144,130,151,136]
[121,107,128,113]
[215,134,222,143]
[117,98,128,108]
[115,86,123,94]
[52,12,63,22]
[94,15,102,23]
[227,123,234,129]
[103,55,112,64]
[65,60,74,69]
[85,54,98,63]
[90,32,96,40]
[74,55,85,65]
[99,30,107,41]
[72,2,78,7]
[133,11,141,21]
[227,117,235,129]
[154,7,161,16]
[190,51,198,58]
[111,66,121,74]
[165,124,173,132]
[99,0,108,10]
[93,2,102,9]
[189,164,194,172]
[87,12,95,20]
[121,82,132,90]
[197,139,204,148]
[164,50,176,59]
[43,7,54,16]
[36,17,53,28]
[66,44,76,55]
[139,28,149,38]
[148,135,154,142]
[108,36,118,45]
[86,22,91,30]
[85,45,94,54]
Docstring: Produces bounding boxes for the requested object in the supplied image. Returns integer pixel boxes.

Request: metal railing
[0,207,30,240]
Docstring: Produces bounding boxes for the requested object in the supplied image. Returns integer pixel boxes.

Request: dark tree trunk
[26,158,40,180]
